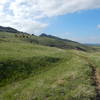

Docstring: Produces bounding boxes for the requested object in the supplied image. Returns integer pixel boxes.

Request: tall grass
[0,32,97,100]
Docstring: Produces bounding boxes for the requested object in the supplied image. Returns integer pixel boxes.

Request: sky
[0,0,100,43]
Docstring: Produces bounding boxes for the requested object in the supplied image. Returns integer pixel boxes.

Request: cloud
[37,0,100,17]
[0,0,48,34]
[0,0,100,33]
[97,24,100,28]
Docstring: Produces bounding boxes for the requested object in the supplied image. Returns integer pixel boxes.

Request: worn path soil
[95,68,100,100]
[74,53,100,100]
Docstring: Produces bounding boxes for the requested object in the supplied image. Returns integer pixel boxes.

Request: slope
[0,25,95,52]
[0,31,98,100]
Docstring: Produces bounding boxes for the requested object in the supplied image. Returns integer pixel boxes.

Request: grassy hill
[0,26,95,51]
[0,31,100,100]
[0,26,20,33]
[0,30,95,52]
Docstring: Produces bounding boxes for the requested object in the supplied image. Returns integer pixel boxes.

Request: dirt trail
[84,59,100,100]
[74,53,100,100]
[95,68,100,100]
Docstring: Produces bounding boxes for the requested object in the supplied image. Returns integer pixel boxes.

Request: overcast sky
[0,0,100,43]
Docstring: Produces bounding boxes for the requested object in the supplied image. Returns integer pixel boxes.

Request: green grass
[0,31,95,51]
[0,32,99,100]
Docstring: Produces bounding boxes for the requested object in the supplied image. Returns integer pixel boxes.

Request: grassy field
[0,32,100,100]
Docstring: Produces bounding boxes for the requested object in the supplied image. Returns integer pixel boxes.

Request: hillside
[0,26,20,33]
[0,30,100,100]
[0,26,95,52]
[39,33,94,51]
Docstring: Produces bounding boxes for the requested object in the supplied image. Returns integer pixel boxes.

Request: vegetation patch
[0,56,61,87]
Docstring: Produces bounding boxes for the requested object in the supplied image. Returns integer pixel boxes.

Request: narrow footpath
[75,53,100,100]
[95,68,100,100]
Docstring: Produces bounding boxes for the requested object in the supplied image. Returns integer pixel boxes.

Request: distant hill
[40,33,75,42]
[0,26,20,33]
[38,33,95,51]
[0,26,96,52]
